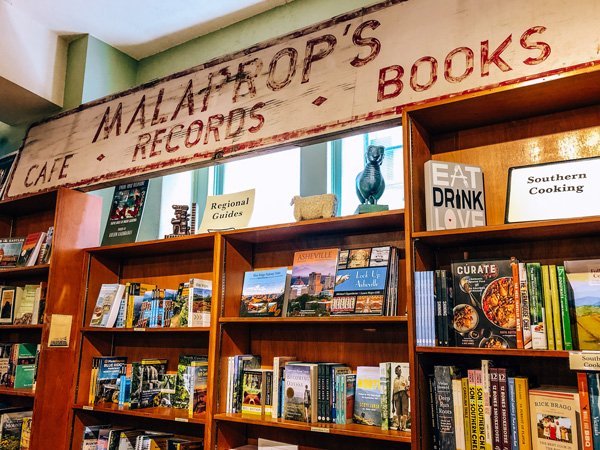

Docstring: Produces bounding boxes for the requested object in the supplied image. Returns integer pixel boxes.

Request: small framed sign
[506,156,600,223]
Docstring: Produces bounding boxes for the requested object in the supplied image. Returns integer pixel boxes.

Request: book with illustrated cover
[529,386,580,449]
[188,278,212,327]
[0,410,32,449]
[37,226,53,265]
[240,267,290,317]
[81,424,110,450]
[241,368,272,417]
[129,359,167,409]
[101,180,148,246]
[188,361,209,416]
[0,238,24,268]
[17,232,46,267]
[89,284,126,328]
[564,258,600,350]
[170,282,189,328]
[389,362,411,431]
[332,246,391,315]
[12,285,37,325]
[353,366,382,427]
[124,283,156,328]
[94,356,128,405]
[174,355,208,410]
[424,160,486,231]
[286,248,339,317]
[451,259,517,348]
[0,287,16,324]
[283,363,318,423]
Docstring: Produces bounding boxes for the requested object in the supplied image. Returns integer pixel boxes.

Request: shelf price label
[133,328,146,332]
[175,417,189,422]
[569,351,600,371]
[82,405,94,411]
[310,427,330,433]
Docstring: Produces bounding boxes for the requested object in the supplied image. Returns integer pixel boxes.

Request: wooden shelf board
[0,386,35,397]
[220,316,408,324]
[223,210,404,244]
[213,413,411,443]
[86,233,215,257]
[81,326,211,334]
[417,346,568,358]
[412,216,600,246]
[0,264,50,277]
[72,404,206,424]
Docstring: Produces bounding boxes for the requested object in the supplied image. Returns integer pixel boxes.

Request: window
[329,125,403,217]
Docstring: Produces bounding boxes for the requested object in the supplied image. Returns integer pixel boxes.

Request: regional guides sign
[6,0,600,198]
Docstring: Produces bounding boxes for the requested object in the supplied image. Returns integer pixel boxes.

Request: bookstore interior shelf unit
[213,210,410,450]
[70,233,218,449]
[403,66,600,449]
[0,188,101,450]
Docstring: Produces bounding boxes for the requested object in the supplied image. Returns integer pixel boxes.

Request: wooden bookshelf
[0,188,103,450]
[403,66,600,449]
[212,211,409,450]
[71,232,217,449]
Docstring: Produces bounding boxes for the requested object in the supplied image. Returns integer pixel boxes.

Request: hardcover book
[101,180,148,246]
[17,231,46,267]
[89,284,126,328]
[188,362,209,416]
[434,365,459,450]
[0,287,16,324]
[286,248,339,317]
[529,386,580,449]
[451,259,517,348]
[424,160,486,231]
[12,284,37,325]
[353,366,382,427]
[0,238,24,268]
[564,258,600,350]
[283,363,318,423]
[240,267,290,317]
[331,246,391,315]
[389,362,411,431]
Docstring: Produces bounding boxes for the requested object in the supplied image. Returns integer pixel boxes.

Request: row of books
[0,283,46,326]
[430,362,583,449]
[89,355,208,417]
[0,408,32,450]
[0,227,53,269]
[89,279,212,329]
[225,354,411,431]
[240,245,400,318]
[577,371,600,449]
[415,257,600,350]
[82,425,202,450]
[0,343,39,389]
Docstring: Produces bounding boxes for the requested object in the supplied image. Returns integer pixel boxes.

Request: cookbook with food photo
[450,259,517,348]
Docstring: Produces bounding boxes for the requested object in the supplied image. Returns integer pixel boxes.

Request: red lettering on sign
[205,114,225,145]
[249,102,266,133]
[226,108,246,139]
[132,133,152,161]
[201,67,231,112]
[125,94,147,134]
[410,56,438,91]
[151,88,168,126]
[481,35,512,76]
[150,129,167,158]
[234,58,263,103]
[350,20,381,67]
[444,47,474,83]
[171,80,195,121]
[92,103,123,143]
[166,124,184,152]
[377,65,404,101]
[267,48,298,91]
[302,34,336,83]
[58,154,73,180]
[185,121,203,148]
[520,26,551,65]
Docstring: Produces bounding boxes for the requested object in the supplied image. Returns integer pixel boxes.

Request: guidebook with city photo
[286,248,339,317]
[240,267,290,317]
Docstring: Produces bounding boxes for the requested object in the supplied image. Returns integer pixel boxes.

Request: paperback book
[89,284,126,328]
[331,246,391,315]
[451,259,517,348]
[529,386,580,449]
[101,180,148,246]
[564,258,600,350]
[17,232,46,267]
[286,248,339,317]
[283,363,318,423]
[240,267,290,317]
[353,366,382,427]
[0,238,24,268]
[188,278,212,327]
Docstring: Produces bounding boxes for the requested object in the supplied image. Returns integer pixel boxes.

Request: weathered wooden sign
[6,0,600,198]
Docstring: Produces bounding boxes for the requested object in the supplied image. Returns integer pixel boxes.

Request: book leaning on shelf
[0,238,24,268]
[16,231,46,267]
[89,284,126,328]
[81,424,203,450]
[240,267,290,318]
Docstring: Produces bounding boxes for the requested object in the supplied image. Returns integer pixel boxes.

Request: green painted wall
[63,36,89,110]
[136,0,377,84]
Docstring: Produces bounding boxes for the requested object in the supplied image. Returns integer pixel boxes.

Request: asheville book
[424,160,486,231]
[286,248,339,317]
[564,258,600,350]
[240,267,290,317]
[331,246,391,315]
[451,259,517,348]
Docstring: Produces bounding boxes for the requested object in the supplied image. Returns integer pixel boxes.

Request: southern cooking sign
[6,0,600,198]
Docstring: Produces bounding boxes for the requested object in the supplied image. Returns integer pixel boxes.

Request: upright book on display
[424,160,486,231]
[101,180,149,246]
[240,267,290,317]
[564,258,600,350]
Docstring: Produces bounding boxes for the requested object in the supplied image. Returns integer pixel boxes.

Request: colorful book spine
[511,258,524,349]
[548,264,563,350]
[514,377,532,450]
[497,368,509,450]
[518,262,533,349]
[540,264,556,350]
[577,372,594,449]
[462,377,472,450]
[507,377,518,450]
[489,368,501,450]
[434,365,458,450]
[526,263,547,350]
[556,265,574,350]
[452,378,466,450]
[588,372,600,449]
[480,359,493,450]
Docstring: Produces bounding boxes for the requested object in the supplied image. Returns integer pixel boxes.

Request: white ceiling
[4,0,292,60]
